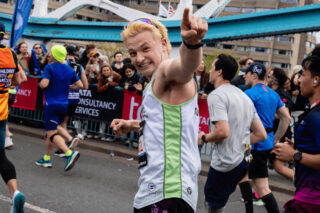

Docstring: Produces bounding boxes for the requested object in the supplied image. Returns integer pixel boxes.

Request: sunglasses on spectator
[93,54,99,58]
[34,46,42,49]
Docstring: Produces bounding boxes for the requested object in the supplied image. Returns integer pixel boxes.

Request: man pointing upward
[111,8,207,213]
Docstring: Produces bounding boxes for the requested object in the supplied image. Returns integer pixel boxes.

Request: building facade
[0,0,318,74]
[211,0,317,75]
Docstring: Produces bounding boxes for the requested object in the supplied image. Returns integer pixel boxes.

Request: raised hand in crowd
[86,64,98,84]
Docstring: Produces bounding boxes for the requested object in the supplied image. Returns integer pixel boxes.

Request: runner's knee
[0,150,16,183]
[49,133,59,143]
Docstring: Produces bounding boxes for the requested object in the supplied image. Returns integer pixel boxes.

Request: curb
[10,123,295,195]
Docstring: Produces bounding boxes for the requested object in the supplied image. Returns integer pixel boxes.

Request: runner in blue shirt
[275,47,320,212]
[54,46,88,157]
[36,45,83,171]
[244,62,290,213]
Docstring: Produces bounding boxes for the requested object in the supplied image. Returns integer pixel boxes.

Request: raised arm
[160,8,208,84]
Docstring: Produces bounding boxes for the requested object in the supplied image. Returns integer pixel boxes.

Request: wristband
[201,134,208,143]
[183,40,203,49]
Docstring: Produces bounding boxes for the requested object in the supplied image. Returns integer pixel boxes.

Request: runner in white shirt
[111,8,207,213]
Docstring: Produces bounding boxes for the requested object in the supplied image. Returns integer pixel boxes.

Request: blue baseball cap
[245,62,266,78]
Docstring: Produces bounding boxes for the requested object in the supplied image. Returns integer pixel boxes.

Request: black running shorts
[249,149,272,179]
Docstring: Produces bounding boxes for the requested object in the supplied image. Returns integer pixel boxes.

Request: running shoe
[64,151,80,171]
[35,157,52,168]
[5,137,14,148]
[103,136,114,142]
[132,142,138,148]
[76,133,85,140]
[252,193,264,206]
[10,191,25,213]
[68,137,80,149]
[101,136,113,142]
[54,150,66,158]
[124,139,131,146]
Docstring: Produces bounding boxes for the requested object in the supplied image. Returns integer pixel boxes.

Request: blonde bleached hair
[121,18,172,54]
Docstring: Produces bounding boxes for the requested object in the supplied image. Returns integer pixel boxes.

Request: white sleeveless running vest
[133,78,201,211]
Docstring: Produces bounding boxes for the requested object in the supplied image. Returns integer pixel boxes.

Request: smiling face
[102,66,112,78]
[125,30,164,79]
[125,68,133,78]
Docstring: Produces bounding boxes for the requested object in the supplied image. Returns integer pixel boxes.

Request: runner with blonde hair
[111,8,208,212]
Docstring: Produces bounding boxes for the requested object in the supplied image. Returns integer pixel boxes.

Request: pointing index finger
[182,8,190,26]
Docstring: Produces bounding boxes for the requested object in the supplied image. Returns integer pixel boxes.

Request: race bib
[244,144,253,163]
[138,120,147,169]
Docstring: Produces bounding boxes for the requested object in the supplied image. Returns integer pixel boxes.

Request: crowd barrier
[9,76,214,157]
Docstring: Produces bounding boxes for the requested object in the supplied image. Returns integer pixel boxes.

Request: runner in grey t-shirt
[208,84,258,172]
[198,54,266,213]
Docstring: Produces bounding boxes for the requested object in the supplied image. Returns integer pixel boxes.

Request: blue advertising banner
[9,0,33,48]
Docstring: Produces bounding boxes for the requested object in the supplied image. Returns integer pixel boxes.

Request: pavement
[1,133,291,212]
[9,121,296,196]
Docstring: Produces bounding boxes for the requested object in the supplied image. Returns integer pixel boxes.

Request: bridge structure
[0,3,320,45]
[30,0,232,21]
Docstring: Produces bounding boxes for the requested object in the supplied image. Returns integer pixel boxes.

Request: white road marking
[0,194,56,213]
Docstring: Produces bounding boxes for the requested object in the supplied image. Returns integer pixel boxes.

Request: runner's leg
[239,173,253,213]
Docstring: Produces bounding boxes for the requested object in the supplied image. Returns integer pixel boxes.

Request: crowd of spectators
[9,41,312,149]
[12,42,149,93]
[10,41,149,145]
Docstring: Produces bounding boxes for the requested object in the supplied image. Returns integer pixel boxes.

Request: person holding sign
[111,8,207,212]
